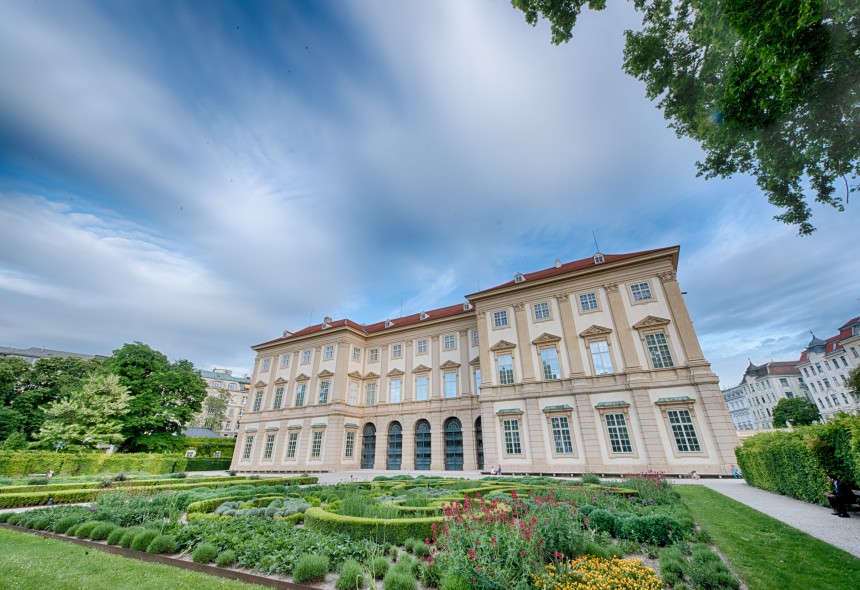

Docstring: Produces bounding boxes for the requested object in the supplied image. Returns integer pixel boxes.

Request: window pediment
[490,339,517,352]
[440,360,461,370]
[273,377,288,385]
[347,371,363,380]
[413,364,432,373]
[364,371,380,380]
[532,332,561,345]
[469,356,481,367]
[632,316,671,330]
[318,369,335,378]
[295,373,310,382]
[253,380,267,388]
[578,325,612,338]
[387,368,405,377]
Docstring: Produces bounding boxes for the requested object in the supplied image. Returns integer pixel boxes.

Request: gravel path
[672,478,860,558]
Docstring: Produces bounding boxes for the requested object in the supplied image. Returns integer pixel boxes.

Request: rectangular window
[503,419,522,454]
[392,344,402,358]
[803,367,809,377]
[493,310,509,327]
[475,368,481,396]
[352,347,362,361]
[369,348,379,362]
[417,339,428,354]
[825,361,831,370]
[311,431,323,458]
[295,383,306,407]
[273,387,284,409]
[444,372,457,398]
[472,330,479,347]
[252,390,264,412]
[667,410,701,452]
[416,375,428,401]
[443,334,456,350]
[318,380,330,404]
[263,433,275,460]
[779,378,789,387]
[286,432,298,458]
[260,358,271,373]
[345,431,356,458]
[630,282,653,301]
[324,345,334,360]
[242,435,254,460]
[823,378,831,389]
[841,356,848,367]
[301,349,312,364]
[815,362,823,373]
[365,382,377,405]
[589,340,614,374]
[853,347,859,358]
[605,414,633,453]
[645,333,674,368]
[390,379,401,403]
[533,302,550,320]
[280,354,290,369]
[498,354,514,385]
[832,394,840,406]
[540,348,560,380]
[348,382,359,404]
[551,416,574,454]
[579,292,598,311]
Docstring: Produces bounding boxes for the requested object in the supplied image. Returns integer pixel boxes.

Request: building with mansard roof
[734,360,807,429]
[232,246,738,475]
[797,318,860,420]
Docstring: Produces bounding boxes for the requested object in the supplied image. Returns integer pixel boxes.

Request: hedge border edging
[303,506,442,545]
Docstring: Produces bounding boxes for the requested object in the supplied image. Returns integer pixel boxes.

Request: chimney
[554,258,562,268]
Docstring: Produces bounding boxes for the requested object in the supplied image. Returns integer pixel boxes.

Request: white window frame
[472,330,479,347]
[604,413,633,454]
[369,348,379,362]
[493,310,509,328]
[241,435,254,460]
[629,281,653,302]
[645,332,675,369]
[443,334,456,350]
[365,381,377,405]
[295,383,307,407]
[444,371,458,398]
[539,347,560,380]
[285,431,299,459]
[416,374,428,401]
[260,358,271,373]
[588,340,615,375]
[533,301,550,321]
[263,433,276,460]
[318,380,330,404]
[252,390,264,412]
[301,349,312,364]
[391,344,403,359]
[417,339,428,354]
[344,430,356,458]
[352,347,362,361]
[502,419,522,455]
[550,415,574,454]
[497,353,514,385]
[280,354,291,369]
[310,430,324,459]
[667,409,701,453]
[324,345,334,360]
[273,387,284,409]
[578,292,599,312]
[389,379,401,403]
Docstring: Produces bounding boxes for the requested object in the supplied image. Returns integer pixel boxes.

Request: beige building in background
[233,246,738,475]
[198,369,251,437]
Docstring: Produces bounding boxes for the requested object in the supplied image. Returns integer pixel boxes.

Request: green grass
[0,528,265,590]
[676,485,860,590]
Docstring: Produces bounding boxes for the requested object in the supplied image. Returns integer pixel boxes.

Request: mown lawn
[676,485,860,590]
[0,527,265,590]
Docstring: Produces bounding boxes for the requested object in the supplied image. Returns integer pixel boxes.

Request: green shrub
[304,507,442,544]
[147,534,177,554]
[5,513,22,526]
[335,559,365,590]
[130,529,159,551]
[585,508,616,535]
[383,569,417,590]
[185,458,232,471]
[412,542,431,558]
[659,545,688,586]
[106,527,127,545]
[0,512,12,523]
[53,515,82,534]
[215,549,238,567]
[581,473,602,485]
[27,477,50,486]
[368,556,390,579]
[192,542,219,564]
[623,514,685,545]
[74,521,99,538]
[119,527,145,548]
[293,554,330,583]
[89,522,118,540]
[403,537,418,553]
[440,573,472,590]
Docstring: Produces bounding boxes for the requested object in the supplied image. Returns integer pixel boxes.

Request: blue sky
[0,0,857,387]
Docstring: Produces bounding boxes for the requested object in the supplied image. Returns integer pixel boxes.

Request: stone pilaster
[332,341,350,402]
[604,283,642,371]
[459,330,470,395]
[658,270,707,365]
[555,292,585,377]
[477,312,493,386]
[431,335,441,399]
[513,302,536,381]
[404,341,414,402]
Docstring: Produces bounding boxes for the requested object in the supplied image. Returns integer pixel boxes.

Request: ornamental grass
[532,556,666,590]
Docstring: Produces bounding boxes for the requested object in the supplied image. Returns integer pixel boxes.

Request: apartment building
[198,368,251,437]
[797,318,860,420]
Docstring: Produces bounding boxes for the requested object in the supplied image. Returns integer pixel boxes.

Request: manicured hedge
[0,475,245,495]
[0,476,317,508]
[0,452,187,476]
[303,507,442,545]
[185,457,232,471]
[735,414,860,505]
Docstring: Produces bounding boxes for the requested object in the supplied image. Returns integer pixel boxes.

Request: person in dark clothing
[826,475,856,518]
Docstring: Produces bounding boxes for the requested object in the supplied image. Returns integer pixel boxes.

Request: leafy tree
[772,396,821,427]
[107,343,207,451]
[194,390,230,432]
[35,373,130,450]
[0,406,24,441]
[0,357,31,405]
[848,366,860,401]
[513,0,859,234]
[0,431,28,451]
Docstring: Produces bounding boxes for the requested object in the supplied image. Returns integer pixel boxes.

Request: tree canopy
[772,396,821,427]
[513,0,859,234]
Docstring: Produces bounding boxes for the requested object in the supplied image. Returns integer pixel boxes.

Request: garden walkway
[671,478,860,558]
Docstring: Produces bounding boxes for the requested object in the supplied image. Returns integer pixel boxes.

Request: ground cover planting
[0,475,747,589]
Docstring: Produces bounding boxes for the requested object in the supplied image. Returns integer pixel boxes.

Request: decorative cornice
[273,377,288,385]
[253,380,266,388]
[542,404,573,413]
[363,371,380,380]
[413,364,432,373]
[657,270,677,283]
[347,371,364,380]
[469,356,481,367]
[439,360,461,370]
[632,315,671,330]
[387,368,405,377]
[318,369,335,378]
[579,325,613,338]
[655,396,694,406]
[295,373,310,382]
[604,282,619,294]
[532,332,562,345]
[496,408,523,415]
[489,339,517,352]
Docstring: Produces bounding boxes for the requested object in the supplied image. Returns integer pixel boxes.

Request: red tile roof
[466,246,679,299]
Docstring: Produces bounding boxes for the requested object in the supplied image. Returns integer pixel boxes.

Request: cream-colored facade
[797,319,860,420]
[233,246,738,475]
[197,369,251,437]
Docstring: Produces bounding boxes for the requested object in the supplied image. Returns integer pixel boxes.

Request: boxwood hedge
[304,507,443,545]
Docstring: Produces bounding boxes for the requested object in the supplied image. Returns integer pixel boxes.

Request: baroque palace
[232,246,738,476]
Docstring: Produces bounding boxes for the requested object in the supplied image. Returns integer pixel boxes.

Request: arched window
[415,420,431,470]
[387,422,403,470]
[360,424,376,469]
[444,417,463,471]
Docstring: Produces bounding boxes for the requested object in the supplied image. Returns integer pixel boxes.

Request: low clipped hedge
[0,476,316,509]
[185,457,232,471]
[304,507,442,545]
[735,415,860,505]
[0,452,187,477]
[183,477,317,514]
[0,475,248,496]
